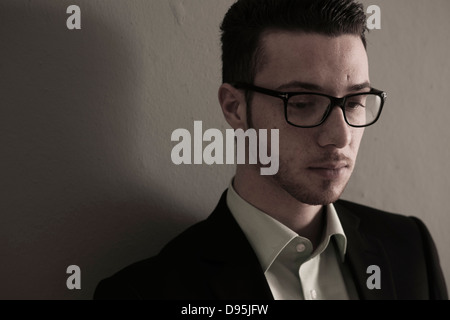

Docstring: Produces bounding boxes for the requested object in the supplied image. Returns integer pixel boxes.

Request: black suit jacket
[94,191,448,300]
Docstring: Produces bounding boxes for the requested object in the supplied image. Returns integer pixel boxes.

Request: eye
[289,102,313,109]
[346,102,365,109]
[346,95,368,109]
[288,95,324,109]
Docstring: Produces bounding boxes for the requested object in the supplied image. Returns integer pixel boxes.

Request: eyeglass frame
[232,82,387,128]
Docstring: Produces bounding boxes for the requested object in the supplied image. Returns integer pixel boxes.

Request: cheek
[278,127,315,160]
[350,129,365,155]
[250,97,286,129]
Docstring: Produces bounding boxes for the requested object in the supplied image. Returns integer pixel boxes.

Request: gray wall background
[1,0,448,299]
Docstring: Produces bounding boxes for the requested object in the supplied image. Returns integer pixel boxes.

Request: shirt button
[296,243,306,253]
[311,289,317,300]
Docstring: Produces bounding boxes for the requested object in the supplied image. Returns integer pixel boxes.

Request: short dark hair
[220,0,368,85]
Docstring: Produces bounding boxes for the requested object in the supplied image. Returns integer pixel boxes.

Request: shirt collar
[226,180,347,272]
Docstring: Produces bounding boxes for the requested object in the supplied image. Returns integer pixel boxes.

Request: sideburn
[245,91,254,129]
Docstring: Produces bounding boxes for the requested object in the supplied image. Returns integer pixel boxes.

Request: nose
[317,106,352,149]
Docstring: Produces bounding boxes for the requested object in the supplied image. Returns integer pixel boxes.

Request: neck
[233,165,325,249]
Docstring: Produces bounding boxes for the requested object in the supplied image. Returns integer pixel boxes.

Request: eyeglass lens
[286,94,382,127]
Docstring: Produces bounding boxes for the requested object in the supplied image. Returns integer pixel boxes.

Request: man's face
[250,31,369,205]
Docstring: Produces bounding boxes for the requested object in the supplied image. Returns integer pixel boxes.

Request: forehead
[255,31,369,92]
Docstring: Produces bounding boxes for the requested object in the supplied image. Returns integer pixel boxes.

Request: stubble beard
[270,159,352,206]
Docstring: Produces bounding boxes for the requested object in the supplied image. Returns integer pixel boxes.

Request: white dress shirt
[226,182,356,300]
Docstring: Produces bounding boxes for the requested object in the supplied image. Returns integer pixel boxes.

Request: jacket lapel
[199,192,274,300]
[335,201,397,300]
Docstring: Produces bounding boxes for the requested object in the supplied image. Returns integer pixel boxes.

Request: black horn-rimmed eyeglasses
[232,82,387,128]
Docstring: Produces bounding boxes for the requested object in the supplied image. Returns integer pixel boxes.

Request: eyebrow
[275,81,371,92]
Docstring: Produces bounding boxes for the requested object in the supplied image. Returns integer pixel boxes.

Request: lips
[308,162,350,179]
[309,162,349,170]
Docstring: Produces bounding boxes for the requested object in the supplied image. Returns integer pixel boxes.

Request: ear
[218,83,248,130]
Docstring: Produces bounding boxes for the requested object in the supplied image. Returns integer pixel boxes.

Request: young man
[94,0,447,300]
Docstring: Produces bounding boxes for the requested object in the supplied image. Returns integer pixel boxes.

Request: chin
[274,175,348,206]
[296,191,342,206]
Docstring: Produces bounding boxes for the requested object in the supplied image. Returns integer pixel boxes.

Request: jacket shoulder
[336,199,408,220]
[335,199,448,299]
[93,217,214,300]
[335,199,432,248]
[335,199,419,234]
[93,192,258,300]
